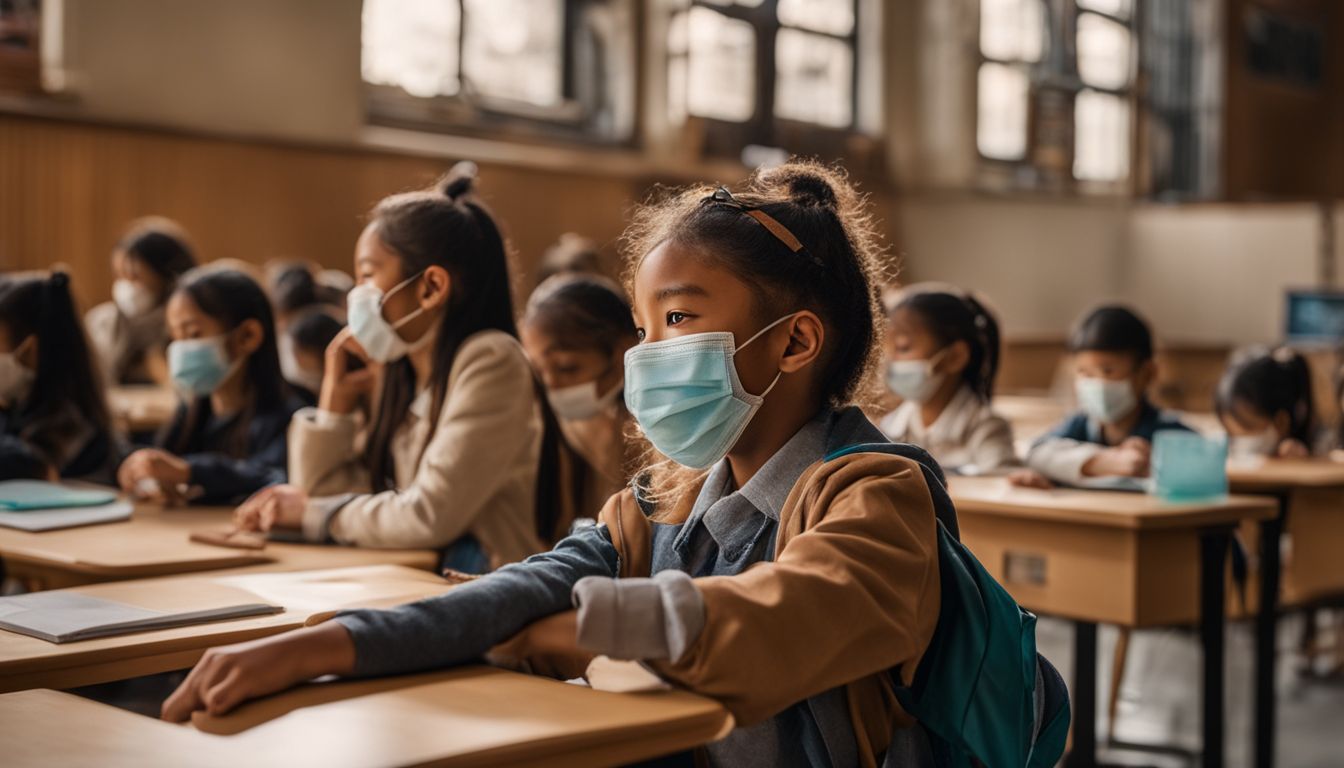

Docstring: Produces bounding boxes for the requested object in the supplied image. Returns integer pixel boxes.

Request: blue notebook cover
[0,480,119,511]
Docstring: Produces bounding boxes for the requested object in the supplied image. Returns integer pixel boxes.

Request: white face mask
[548,377,623,421]
[346,272,433,363]
[278,334,325,393]
[0,347,35,408]
[885,348,948,403]
[112,279,157,318]
[1228,430,1279,459]
[1075,376,1138,424]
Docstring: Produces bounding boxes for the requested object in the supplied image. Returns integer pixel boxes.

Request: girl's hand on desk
[234,484,308,531]
[1007,469,1054,489]
[118,448,191,504]
[319,327,379,415]
[1276,438,1308,459]
[160,621,357,722]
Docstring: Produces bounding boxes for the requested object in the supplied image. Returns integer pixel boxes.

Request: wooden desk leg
[1255,499,1286,768]
[1066,621,1098,768]
[1201,530,1229,768]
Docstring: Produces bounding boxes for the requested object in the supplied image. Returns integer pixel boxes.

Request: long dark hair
[1216,347,1315,446]
[363,166,566,542]
[117,218,198,303]
[0,271,111,452]
[892,286,1002,402]
[164,269,286,457]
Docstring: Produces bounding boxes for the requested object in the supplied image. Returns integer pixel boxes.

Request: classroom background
[1,1,1343,767]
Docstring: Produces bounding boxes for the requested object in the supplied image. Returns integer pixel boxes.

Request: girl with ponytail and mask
[520,273,638,520]
[165,161,951,768]
[230,166,555,573]
[85,217,198,385]
[117,269,303,506]
[1217,347,1319,459]
[1014,305,1193,488]
[0,272,119,483]
[879,283,1018,474]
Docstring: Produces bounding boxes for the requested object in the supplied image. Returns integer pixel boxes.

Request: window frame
[362,0,636,148]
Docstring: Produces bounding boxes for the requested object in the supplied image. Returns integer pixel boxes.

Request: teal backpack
[826,443,1070,768]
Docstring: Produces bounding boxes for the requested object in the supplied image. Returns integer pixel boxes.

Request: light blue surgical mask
[168,335,241,398]
[624,313,795,469]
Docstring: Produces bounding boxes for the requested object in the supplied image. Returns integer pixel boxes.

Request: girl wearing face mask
[0,272,119,483]
[879,284,1018,474]
[1015,305,1194,488]
[1217,347,1317,460]
[164,162,957,768]
[280,309,344,405]
[85,218,198,386]
[520,274,638,521]
[117,269,304,506]
[231,167,559,572]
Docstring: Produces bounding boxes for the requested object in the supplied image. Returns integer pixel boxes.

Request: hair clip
[703,186,824,269]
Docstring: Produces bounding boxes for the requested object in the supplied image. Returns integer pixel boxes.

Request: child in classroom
[1217,347,1318,459]
[230,167,561,572]
[279,309,344,405]
[163,162,952,767]
[520,273,639,519]
[85,218,198,386]
[0,272,120,483]
[879,283,1018,474]
[1013,305,1193,488]
[117,269,304,506]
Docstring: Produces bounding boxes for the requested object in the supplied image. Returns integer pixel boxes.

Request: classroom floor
[1036,614,1344,768]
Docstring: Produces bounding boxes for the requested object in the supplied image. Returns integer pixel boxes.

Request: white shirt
[879,385,1020,474]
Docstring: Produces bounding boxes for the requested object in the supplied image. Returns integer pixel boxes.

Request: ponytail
[892,285,1002,402]
[1216,346,1315,445]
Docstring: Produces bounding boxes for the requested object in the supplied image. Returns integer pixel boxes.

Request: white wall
[51,0,363,143]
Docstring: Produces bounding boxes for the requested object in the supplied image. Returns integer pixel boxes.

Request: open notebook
[0,592,283,644]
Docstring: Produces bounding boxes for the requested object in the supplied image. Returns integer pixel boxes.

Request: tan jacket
[292,330,545,569]
[597,451,942,766]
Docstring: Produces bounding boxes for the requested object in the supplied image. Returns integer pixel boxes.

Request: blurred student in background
[85,218,197,386]
[0,272,120,483]
[879,284,1017,474]
[118,269,303,505]
[521,273,638,519]
[1218,347,1319,459]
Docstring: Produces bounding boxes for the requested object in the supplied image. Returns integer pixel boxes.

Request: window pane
[977,62,1029,160]
[1074,90,1129,181]
[361,0,461,98]
[1076,0,1132,20]
[979,0,1044,63]
[778,0,855,36]
[774,29,853,127]
[1077,12,1131,90]
[686,6,756,122]
[461,0,565,106]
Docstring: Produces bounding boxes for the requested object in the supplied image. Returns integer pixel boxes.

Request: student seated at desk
[1013,305,1192,488]
[231,167,559,573]
[521,274,639,519]
[85,218,197,386]
[279,309,344,406]
[117,269,304,506]
[0,272,120,483]
[879,284,1017,474]
[1218,347,1319,459]
[165,162,948,768]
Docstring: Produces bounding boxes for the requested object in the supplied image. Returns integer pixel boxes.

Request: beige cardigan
[291,329,545,569]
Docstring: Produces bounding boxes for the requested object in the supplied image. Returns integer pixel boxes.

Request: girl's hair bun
[48,271,70,289]
[439,160,480,200]
[762,164,840,209]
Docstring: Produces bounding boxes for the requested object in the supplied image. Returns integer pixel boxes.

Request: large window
[976,0,1135,190]
[361,0,635,143]
[665,0,870,160]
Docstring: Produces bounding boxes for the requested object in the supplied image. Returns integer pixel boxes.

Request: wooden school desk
[107,385,179,433]
[0,564,451,693]
[1227,458,1344,768]
[947,476,1277,768]
[0,667,734,767]
[0,501,438,590]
